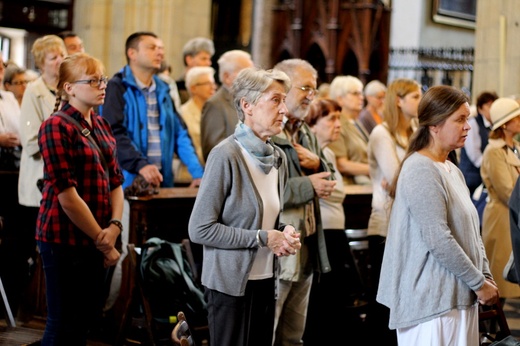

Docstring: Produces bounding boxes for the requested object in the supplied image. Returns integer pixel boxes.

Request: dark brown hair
[304,98,341,127]
[476,91,498,110]
[124,31,157,64]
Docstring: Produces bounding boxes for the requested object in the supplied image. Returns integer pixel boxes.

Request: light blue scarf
[234,122,279,174]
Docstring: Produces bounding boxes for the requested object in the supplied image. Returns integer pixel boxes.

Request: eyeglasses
[71,76,108,88]
[9,80,30,86]
[348,91,363,97]
[294,86,319,95]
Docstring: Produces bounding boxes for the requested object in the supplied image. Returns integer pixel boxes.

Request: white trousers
[397,304,479,346]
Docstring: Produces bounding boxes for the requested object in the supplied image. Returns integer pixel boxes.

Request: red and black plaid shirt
[37,104,124,246]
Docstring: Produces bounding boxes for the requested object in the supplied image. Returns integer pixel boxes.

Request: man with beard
[271,59,335,346]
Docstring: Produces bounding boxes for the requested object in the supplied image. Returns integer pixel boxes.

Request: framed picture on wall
[432,0,476,29]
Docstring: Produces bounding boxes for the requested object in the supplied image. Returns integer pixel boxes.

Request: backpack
[140,237,207,327]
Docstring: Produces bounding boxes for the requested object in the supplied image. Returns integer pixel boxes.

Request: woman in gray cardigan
[376,85,499,345]
[189,67,301,346]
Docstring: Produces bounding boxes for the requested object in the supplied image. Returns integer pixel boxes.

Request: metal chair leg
[0,276,16,327]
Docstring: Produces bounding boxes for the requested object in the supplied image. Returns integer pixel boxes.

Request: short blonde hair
[31,35,67,70]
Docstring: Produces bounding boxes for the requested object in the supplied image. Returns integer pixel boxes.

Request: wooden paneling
[127,185,373,247]
[270,0,391,84]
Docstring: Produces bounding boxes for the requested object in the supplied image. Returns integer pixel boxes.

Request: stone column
[251,0,276,69]
[473,0,520,99]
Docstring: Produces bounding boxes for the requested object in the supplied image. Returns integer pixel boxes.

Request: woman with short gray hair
[328,75,371,185]
[173,66,217,184]
[189,67,301,346]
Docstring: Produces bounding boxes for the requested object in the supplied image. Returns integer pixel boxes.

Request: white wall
[390,0,475,49]
[0,27,27,67]
[389,0,422,47]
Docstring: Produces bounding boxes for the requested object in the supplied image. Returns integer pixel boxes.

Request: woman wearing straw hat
[481,97,520,303]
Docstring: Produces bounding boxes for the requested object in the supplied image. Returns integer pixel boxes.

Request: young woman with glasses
[37,53,124,344]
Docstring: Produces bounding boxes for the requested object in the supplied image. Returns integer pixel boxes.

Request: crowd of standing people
[1,27,519,346]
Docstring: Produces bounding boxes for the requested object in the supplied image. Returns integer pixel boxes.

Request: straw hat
[490,97,520,131]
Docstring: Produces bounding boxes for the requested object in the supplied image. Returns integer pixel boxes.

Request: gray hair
[185,66,216,89]
[364,79,387,96]
[329,75,364,100]
[182,37,215,66]
[272,58,317,81]
[217,50,253,84]
[232,67,291,122]
[3,64,27,85]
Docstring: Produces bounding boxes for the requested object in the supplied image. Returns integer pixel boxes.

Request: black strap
[55,111,109,175]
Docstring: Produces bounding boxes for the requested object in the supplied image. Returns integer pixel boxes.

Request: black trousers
[204,277,275,346]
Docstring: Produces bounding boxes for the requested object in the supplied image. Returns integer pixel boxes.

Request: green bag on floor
[140,237,207,327]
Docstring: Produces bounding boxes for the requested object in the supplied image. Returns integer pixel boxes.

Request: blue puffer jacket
[100,65,203,188]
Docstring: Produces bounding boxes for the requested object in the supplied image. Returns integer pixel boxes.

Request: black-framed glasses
[71,76,108,88]
[294,86,318,95]
[10,80,30,86]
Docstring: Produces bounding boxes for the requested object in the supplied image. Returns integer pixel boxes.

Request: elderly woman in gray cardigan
[189,67,301,346]
[376,85,499,346]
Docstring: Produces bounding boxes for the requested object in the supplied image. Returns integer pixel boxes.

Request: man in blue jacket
[101,31,203,189]
[100,31,204,312]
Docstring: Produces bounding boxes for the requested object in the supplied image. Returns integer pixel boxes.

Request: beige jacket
[18,77,55,207]
[481,137,520,298]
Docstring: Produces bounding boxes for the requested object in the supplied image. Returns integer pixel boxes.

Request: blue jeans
[38,241,106,346]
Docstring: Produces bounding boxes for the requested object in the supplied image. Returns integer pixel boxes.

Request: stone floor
[2,299,520,345]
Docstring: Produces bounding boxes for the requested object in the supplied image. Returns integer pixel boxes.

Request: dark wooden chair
[480,302,511,345]
[0,215,16,328]
[116,243,155,345]
[171,311,194,346]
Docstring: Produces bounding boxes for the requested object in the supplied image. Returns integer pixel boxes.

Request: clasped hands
[0,132,20,147]
[294,143,337,198]
[309,171,336,198]
[266,225,301,257]
[476,277,500,306]
[96,226,121,268]
[294,143,320,171]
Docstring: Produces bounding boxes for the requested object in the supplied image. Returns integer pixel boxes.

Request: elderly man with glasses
[271,58,335,346]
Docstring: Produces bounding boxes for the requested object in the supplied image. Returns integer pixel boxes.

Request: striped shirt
[136,78,161,168]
